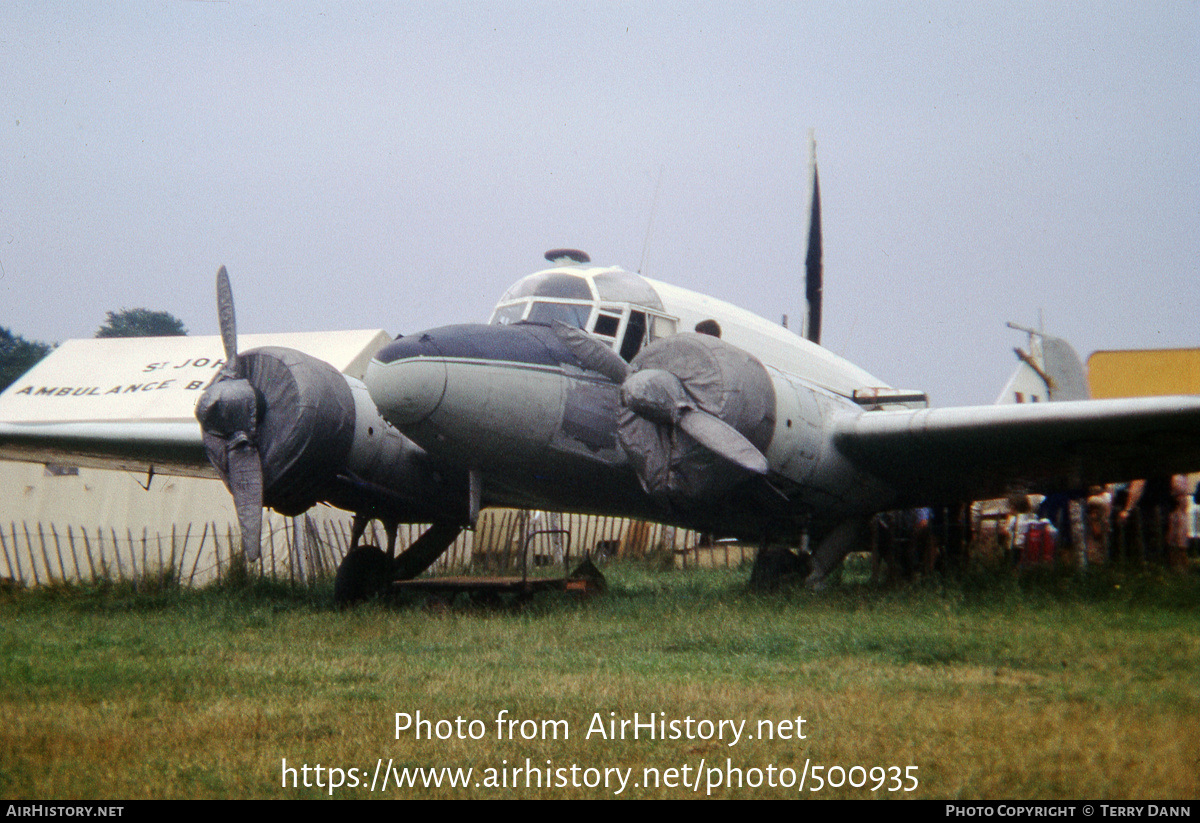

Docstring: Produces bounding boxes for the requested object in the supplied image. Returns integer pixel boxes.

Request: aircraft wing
[833,395,1200,507]
[0,330,392,479]
[0,419,211,478]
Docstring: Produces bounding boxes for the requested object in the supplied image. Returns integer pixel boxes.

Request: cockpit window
[593,313,621,338]
[649,315,676,339]
[491,304,526,325]
[592,271,663,310]
[490,266,677,354]
[500,272,593,302]
[526,301,591,329]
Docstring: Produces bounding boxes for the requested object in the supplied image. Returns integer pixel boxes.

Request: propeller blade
[216,265,239,373]
[804,133,823,345]
[622,368,769,474]
[678,409,769,475]
[552,321,631,384]
[226,438,264,561]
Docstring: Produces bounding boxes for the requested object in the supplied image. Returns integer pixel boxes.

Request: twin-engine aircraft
[3,191,1199,598]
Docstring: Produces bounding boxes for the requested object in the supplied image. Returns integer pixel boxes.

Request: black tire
[334,545,392,606]
[748,545,810,591]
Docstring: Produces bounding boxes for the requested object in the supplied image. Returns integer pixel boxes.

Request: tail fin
[995,323,1090,404]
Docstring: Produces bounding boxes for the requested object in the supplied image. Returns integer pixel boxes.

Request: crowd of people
[1080,475,1193,570]
[870,475,1196,583]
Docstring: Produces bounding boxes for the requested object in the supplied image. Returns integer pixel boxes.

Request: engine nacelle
[199,346,464,523]
[616,332,890,524]
[618,333,776,500]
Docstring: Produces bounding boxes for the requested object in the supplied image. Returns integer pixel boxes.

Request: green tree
[95,308,187,338]
[0,326,52,392]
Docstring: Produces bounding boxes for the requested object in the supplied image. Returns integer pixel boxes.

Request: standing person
[1003,494,1037,566]
[1167,474,1190,572]
[1085,485,1112,567]
[1117,477,1177,565]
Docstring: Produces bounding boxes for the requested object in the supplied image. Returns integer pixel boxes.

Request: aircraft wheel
[334,545,392,606]
[749,545,810,591]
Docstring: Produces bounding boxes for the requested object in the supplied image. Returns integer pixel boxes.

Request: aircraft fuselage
[365,257,907,540]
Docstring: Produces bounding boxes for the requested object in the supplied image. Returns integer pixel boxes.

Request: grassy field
[1,559,1198,799]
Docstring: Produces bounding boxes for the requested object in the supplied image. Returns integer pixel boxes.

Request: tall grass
[1,562,1197,799]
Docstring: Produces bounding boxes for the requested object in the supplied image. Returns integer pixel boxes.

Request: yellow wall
[1087,349,1200,399]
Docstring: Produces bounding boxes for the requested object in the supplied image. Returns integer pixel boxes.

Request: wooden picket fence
[0,510,730,589]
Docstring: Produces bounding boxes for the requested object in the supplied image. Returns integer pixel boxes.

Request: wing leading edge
[0,420,212,478]
[0,331,392,481]
[833,395,1200,508]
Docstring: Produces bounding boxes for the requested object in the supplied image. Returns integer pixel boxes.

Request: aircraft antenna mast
[638,165,664,274]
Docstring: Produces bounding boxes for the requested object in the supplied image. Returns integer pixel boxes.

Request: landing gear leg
[806,518,870,590]
[384,521,399,559]
[348,513,368,551]
[393,522,463,580]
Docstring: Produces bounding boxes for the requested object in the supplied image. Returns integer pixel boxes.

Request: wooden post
[38,522,58,584]
[499,511,514,572]
[288,518,304,585]
[108,532,123,583]
[78,526,96,581]
[313,517,331,577]
[267,515,278,581]
[0,526,14,584]
[189,523,208,586]
[216,522,228,581]
[49,524,74,582]
[99,529,111,579]
[10,523,27,585]
[26,523,43,586]
[122,528,136,579]
[177,523,189,584]
[64,525,83,582]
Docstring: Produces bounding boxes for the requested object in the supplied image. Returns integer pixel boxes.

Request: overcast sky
[3,2,1197,407]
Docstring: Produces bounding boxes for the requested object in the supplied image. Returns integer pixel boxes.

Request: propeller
[620,368,769,475]
[195,266,265,561]
[804,131,822,345]
[554,322,771,496]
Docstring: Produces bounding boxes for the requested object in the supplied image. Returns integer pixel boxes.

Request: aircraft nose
[366,333,448,426]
